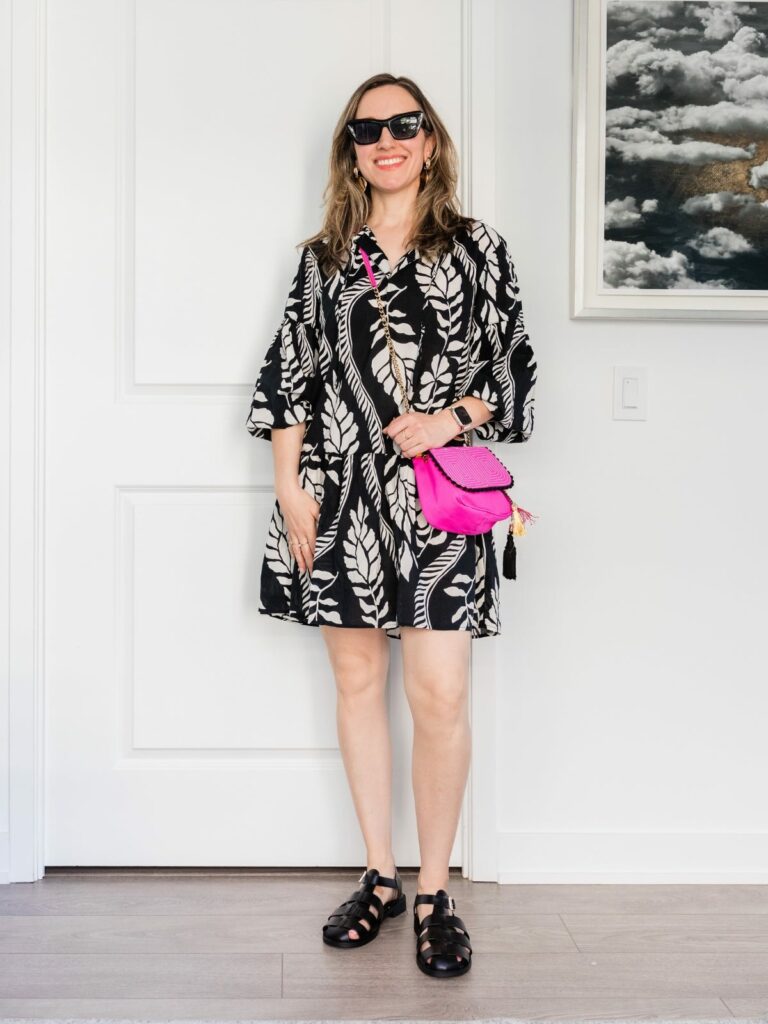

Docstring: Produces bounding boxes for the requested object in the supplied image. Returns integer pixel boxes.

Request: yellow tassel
[511,502,526,537]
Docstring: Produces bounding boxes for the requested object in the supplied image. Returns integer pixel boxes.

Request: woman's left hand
[383,409,459,458]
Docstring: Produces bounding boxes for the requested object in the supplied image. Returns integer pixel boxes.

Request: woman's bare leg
[400,625,472,962]
[320,624,398,940]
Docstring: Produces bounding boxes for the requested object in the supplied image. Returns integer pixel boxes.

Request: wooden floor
[1,869,767,1020]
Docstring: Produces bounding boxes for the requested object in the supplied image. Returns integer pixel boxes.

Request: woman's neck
[366,184,419,232]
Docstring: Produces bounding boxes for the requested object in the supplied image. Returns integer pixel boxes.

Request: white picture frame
[571,0,768,320]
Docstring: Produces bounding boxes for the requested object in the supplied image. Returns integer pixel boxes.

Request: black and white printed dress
[245,218,536,639]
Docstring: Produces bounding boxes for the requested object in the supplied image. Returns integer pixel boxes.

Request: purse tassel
[502,500,537,581]
[502,526,517,580]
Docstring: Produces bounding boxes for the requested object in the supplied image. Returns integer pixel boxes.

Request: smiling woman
[244,71,537,979]
[346,101,438,269]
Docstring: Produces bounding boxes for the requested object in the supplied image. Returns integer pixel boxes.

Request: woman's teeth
[375,156,406,167]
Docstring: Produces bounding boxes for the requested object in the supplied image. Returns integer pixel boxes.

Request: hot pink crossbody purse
[359,245,536,580]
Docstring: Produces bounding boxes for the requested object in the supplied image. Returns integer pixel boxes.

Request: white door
[43,0,494,868]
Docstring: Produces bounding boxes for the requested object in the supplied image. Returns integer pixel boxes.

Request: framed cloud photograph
[571,0,768,319]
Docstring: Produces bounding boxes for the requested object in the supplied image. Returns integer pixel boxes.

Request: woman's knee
[408,674,469,726]
[320,625,390,700]
[400,626,470,722]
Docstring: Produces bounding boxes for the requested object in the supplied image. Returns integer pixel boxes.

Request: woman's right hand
[276,482,321,574]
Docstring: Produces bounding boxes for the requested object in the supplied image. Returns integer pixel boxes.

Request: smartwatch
[449,403,473,433]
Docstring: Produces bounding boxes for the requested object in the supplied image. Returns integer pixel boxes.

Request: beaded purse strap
[358,245,411,413]
[358,244,470,446]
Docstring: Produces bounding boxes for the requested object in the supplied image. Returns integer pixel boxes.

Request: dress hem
[257,606,500,640]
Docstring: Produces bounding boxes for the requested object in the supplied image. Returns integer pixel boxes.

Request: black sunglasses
[346,109,432,145]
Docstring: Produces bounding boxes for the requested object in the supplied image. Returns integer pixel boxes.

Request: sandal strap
[419,939,472,961]
[416,911,469,935]
[329,904,379,929]
[358,867,400,890]
[362,890,385,914]
[324,868,404,944]
[343,889,384,910]
[339,890,384,918]
[419,922,472,947]
[413,887,472,969]
[413,888,456,910]
[326,892,382,927]
[416,918,473,958]
[325,871,400,929]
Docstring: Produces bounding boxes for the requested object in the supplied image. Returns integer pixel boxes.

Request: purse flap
[427,445,513,490]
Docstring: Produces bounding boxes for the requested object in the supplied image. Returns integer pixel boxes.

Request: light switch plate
[613,365,647,420]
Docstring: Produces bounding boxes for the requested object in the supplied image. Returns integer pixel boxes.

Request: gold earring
[422,155,432,182]
[352,165,368,192]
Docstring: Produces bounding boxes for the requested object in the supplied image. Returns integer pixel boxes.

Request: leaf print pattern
[445,572,474,626]
[414,534,467,630]
[466,224,537,443]
[262,508,294,592]
[425,254,465,351]
[308,567,343,625]
[335,278,389,454]
[246,218,537,639]
[246,246,323,440]
[383,452,418,583]
[417,351,454,410]
[313,452,353,565]
[343,497,389,627]
[320,385,360,459]
[369,282,420,406]
[360,453,398,569]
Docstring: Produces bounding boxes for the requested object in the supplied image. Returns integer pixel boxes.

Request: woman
[246,73,536,978]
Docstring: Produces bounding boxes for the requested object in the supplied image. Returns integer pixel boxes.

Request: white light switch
[613,366,647,420]
[622,375,639,408]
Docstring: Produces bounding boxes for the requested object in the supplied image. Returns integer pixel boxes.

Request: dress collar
[351,223,419,282]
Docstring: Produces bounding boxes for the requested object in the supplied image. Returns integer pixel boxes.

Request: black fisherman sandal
[413,888,472,977]
[322,867,406,948]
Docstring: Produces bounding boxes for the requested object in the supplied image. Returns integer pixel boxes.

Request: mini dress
[245,218,536,639]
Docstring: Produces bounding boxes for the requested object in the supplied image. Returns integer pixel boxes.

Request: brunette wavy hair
[299,73,474,277]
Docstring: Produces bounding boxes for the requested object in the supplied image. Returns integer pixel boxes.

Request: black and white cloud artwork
[604,1,768,290]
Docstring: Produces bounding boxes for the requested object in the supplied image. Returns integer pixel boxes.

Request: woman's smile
[373,155,407,169]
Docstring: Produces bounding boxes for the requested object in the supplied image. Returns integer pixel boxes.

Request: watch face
[454,404,473,426]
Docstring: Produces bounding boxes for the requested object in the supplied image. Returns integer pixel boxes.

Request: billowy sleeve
[463,229,536,444]
[245,244,323,442]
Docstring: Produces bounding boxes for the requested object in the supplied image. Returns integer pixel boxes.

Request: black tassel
[502,528,517,580]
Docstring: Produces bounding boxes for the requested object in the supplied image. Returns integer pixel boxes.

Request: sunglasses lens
[390,113,423,139]
[349,121,380,144]
[348,111,427,144]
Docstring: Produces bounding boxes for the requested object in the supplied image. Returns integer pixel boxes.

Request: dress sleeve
[245,244,323,442]
[463,230,537,444]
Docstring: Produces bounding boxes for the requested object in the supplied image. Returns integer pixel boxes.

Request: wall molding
[498,830,768,883]
[112,484,354,768]
[460,0,500,884]
[0,0,11,891]
[6,0,48,884]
